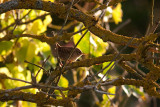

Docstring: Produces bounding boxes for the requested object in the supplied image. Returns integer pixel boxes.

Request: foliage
[0,0,159,107]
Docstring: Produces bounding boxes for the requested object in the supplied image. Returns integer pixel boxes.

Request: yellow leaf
[58,75,69,88]
[112,3,123,24]
[28,19,44,34]
[108,86,116,98]
[43,15,52,26]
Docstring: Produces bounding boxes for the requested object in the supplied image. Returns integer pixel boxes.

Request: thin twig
[113,19,131,33]
[0,85,34,93]
[24,60,48,73]
[7,77,32,84]
[95,35,137,87]
[0,10,32,33]
[58,0,75,35]
[35,55,51,77]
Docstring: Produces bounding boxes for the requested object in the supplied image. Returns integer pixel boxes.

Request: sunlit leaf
[28,19,44,35]
[22,101,36,107]
[0,67,12,77]
[0,102,7,107]
[35,69,43,82]
[73,27,108,57]
[108,86,116,98]
[112,3,122,24]
[7,16,14,26]
[73,29,90,54]
[0,13,5,19]
[122,85,145,101]
[100,94,110,107]
[43,15,52,26]
[102,61,114,74]
[28,10,37,20]
[26,14,52,35]
[91,34,108,57]
[58,75,69,88]
[122,85,132,97]
[13,24,26,35]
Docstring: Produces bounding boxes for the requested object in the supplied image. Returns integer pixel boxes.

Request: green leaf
[90,34,108,57]
[122,85,145,98]
[100,94,110,107]
[58,75,69,88]
[102,61,114,74]
[122,85,132,97]
[13,25,26,35]
[15,38,39,63]
[25,41,38,62]
[73,29,90,54]
[15,38,29,63]
[73,28,108,57]
[0,41,13,55]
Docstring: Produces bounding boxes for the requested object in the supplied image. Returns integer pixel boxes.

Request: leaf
[15,38,29,63]
[0,41,13,55]
[28,10,37,20]
[91,34,108,57]
[22,101,36,107]
[73,29,90,54]
[112,3,122,24]
[13,25,26,35]
[15,38,40,63]
[27,19,44,35]
[0,102,7,107]
[102,61,114,74]
[58,75,69,88]
[122,85,132,97]
[100,94,110,107]
[108,86,116,98]
[26,14,52,35]
[122,85,145,99]
[43,15,52,26]
[73,27,108,57]
[25,41,38,62]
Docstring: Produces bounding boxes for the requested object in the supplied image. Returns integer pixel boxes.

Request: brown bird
[56,43,83,63]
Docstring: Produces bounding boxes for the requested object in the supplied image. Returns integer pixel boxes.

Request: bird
[56,43,83,64]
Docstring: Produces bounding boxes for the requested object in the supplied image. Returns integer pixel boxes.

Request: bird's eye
[77,50,82,54]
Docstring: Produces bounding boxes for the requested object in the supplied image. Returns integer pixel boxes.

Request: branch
[0,90,73,106]
[65,53,136,70]
[0,0,143,48]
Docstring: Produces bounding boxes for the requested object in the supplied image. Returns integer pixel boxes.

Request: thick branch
[65,53,136,70]
[0,90,73,106]
[0,0,142,47]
